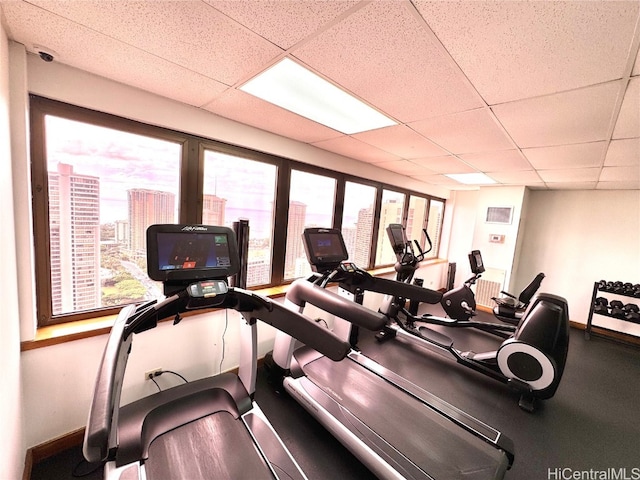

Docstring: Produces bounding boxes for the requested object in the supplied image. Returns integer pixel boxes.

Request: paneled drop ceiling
[1,0,639,191]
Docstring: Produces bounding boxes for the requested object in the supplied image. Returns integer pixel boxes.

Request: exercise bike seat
[493,273,545,323]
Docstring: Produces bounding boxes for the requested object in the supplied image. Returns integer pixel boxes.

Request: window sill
[20,260,446,352]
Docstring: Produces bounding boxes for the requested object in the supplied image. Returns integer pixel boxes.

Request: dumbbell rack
[585,281,640,341]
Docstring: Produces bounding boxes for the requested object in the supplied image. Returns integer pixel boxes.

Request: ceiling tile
[409,108,514,154]
[492,82,622,148]
[597,180,640,190]
[599,165,640,182]
[459,150,532,172]
[523,142,607,170]
[410,156,477,174]
[413,1,640,104]
[604,138,640,167]
[613,77,640,139]
[29,0,284,85]
[204,89,340,143]
[291,1,483,123]
[352,125,448,159]
[486,170,543,186]
[546,182,597,190]
[375,160,434,176]
[206,0,360,50]
[410,174,463,186]
[312,136,401,164]
[3,2,228,106]
[538,167,601,183]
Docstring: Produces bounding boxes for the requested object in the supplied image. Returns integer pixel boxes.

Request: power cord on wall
[219,310,228,373]
[147,369,189,392]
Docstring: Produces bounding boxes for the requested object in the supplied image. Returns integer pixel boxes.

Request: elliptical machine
[386,223,515,337]
[379,223,571,412]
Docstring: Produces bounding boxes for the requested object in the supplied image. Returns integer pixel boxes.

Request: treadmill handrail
[84,284,350,463]
[287,279,387,331]
[232,287,350,361]
[83,304,136,463]
[326,265,443,305]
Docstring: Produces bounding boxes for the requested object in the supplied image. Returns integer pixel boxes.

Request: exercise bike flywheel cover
[496,340,556,391]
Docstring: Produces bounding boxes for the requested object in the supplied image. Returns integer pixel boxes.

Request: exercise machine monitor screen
[469,249,486,275]
[387,223,408,254]
[147,224,239,282]
[303,228,348,267]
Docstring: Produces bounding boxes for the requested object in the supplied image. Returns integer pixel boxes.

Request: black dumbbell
[610,300,626,319]
[594,298,609,315]
[624,303,640,323]
[613,281,624,294]
[633,284,640,298]
[597,280,607,291]
[605,281,615,292]
[623,283,634,295]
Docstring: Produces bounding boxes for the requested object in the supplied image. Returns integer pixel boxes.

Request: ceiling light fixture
[240,58,397,134]
[446,172,497,185]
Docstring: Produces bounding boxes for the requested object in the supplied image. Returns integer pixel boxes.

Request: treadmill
[82,224,351,480]
[269,228,515,480]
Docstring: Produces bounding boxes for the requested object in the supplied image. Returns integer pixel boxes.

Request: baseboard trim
[23,427,85,480]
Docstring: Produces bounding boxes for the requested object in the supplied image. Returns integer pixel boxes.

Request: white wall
[0,25,25,480]
[445,186,527,289]
[514,189,640,334]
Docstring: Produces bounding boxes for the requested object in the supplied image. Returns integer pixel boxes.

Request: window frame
[30,95,446,327]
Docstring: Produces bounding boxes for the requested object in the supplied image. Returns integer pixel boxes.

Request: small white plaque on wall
[486,206,513,224]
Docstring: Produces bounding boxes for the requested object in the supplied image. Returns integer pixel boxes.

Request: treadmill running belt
[302,354,508,480]
[145,411,274,480]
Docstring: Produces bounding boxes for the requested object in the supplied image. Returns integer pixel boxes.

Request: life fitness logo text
[181,226,208,232]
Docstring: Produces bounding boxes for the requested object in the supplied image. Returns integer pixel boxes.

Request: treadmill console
[147,224,240,294]
[302,228,349,273]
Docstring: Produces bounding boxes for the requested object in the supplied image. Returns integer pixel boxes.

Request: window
[341,182,376,268]
[202,150,277,287]
[30,96,445,327]
[284,169,337,279]
[374,189,406,266]
[36,113,181,321]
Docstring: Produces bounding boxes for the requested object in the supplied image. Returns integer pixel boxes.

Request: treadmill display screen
[147,225,240,282]
[302,228,348,267]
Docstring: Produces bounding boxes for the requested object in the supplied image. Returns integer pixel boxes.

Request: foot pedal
[417,326,453,349]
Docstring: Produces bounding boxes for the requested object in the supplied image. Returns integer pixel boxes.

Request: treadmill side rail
[84,305,136,463]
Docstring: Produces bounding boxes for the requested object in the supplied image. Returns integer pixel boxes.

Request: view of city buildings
[49,161,437,317]
[48,163,101,315]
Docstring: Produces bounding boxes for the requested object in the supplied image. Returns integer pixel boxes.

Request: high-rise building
[285,201,307,278]
[376,200,403,265]
[127,189,175,256]
[48,163,100,315]
[202,194,226,226]
[354,206,374,267]
[114,220,129,245]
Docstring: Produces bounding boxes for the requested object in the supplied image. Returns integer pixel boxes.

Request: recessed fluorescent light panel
[446,173,497,185]
[240,58,397,134]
